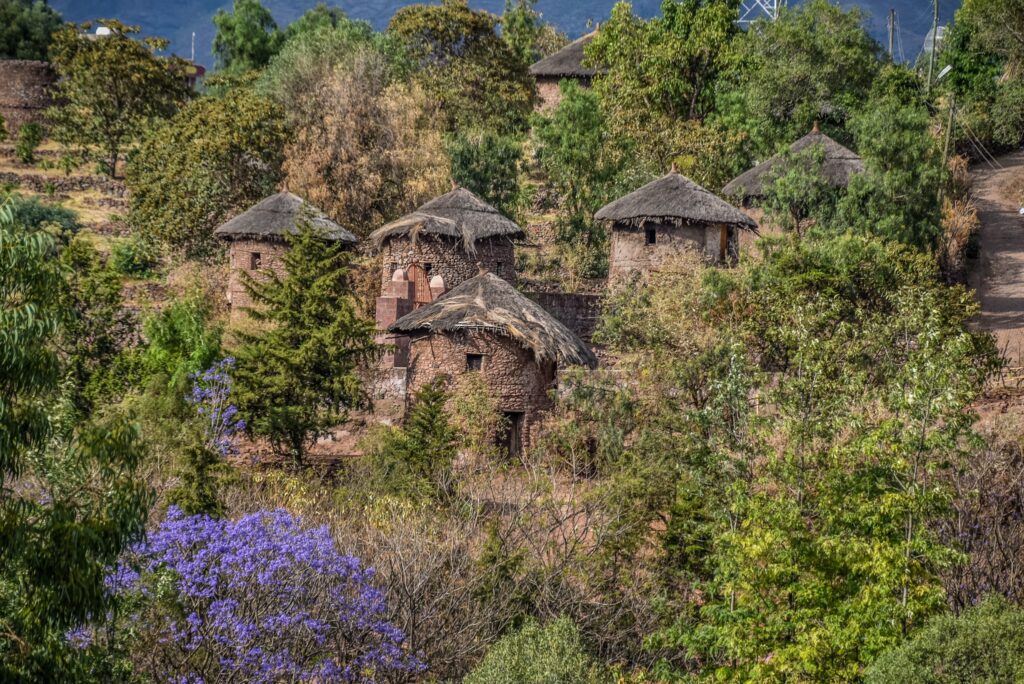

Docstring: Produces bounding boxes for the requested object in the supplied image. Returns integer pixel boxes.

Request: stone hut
[389,270,597,456]
[722,123,865,205]
[369,186,524,304]
[528,32,599,110]
[596,170,759,280]
[213,192,357,317]
[0,60,56,134]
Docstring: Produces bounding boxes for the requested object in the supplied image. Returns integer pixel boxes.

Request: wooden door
[406,263,433,307]
[719,225,729,263]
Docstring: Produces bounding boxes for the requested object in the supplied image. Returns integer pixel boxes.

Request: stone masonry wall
[406,329,556,449]
[226,238,290,319]
[534,76,592,111]
[608,222,738,280]
[525,291,604,343]
[379,235,516,293]
[0,60,56,134]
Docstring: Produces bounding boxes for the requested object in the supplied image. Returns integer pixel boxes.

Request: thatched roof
[595,172,758,230]
[213,192,357,244]
[390,271,597,369]
[368,187,525,254]
[529,32,599,78]
[722,126,865,200]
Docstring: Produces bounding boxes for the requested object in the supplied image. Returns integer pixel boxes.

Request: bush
[865,597,1024,683]
[464,617,609,684]
[447,129,524,219]
[110,233,160,276]
[15,121,42,163]
[7,193,79,237]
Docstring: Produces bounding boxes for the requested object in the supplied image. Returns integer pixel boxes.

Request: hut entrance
[718,225,729,262]
[499,412,525,459]
[406,263,433,307]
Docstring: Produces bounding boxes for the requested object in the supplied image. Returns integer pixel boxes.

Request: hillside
[51,0,961,66]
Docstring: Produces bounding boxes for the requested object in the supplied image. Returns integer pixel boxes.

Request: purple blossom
[65,626,93,650]
[109,507,423,683]
[188,357,246,457]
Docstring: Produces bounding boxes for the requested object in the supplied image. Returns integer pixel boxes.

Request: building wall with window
[405,329,556,453]
[378,236,516,295]
[608,222,738,280]
[225,238,290,319]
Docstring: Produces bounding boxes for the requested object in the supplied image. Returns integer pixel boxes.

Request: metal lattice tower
[737,0,783,25]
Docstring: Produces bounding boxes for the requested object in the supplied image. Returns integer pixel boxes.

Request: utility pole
[888,9,895,59]
[926,0,939,93]
[191,32,196,62]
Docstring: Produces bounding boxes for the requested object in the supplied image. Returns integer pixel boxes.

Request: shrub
[446,129,524,219]
[15,121,42,164]
[109,233,160,276]
[7,193,79,237]
[464,616,608,684]
[865,597,1024,683]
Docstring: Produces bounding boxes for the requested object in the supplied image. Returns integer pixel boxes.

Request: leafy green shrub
[464,617,609,684]
[446,129,524,219]
[14,121,42,163]
[141,293,223,393]
[7,193,79,237]
[865,597,1024,683]
[110,233,160,276]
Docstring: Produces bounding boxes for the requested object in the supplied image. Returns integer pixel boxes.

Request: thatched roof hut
[528,32,600,79]
[390,271,597,369]
[722,124,865,202]
[213,192,358,244]
[369,187,525,255]
[595,171,758,231]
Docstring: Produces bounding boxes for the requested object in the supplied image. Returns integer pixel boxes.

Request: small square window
[388,262,398,274]
[249,252,262,269]
[645,228,657,245]
[466,353,483,371]
[424,263,434,275]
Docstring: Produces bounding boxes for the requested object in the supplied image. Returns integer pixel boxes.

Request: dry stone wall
[608,222,739,280]
[225,238,290,319]
[0,60,55,134]
[525,291,604,343]
[379,235,516,292]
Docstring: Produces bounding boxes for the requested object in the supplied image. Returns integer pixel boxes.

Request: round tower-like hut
[213,192,358,316]
[369,186,525,302]
[596,170,758,280]
[0,60,56,134]
[390,270,597,456]
[722,123,865,204]
[528,32,599,110]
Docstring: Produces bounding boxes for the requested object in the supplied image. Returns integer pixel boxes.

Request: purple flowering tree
[109,507,422,683]
[188,357,246,457]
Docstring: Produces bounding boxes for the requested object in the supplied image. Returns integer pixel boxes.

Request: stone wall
[608,222,739,280]
[379,235,516,294]
[406,329,556,450]
[0,60,56,134]
[225,238,290,319]
[526,291,604,343]
[534,76,592,111]
[0,172,128,197]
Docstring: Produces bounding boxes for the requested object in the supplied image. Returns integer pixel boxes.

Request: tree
[866,597,1024,683]
[212,0,282,74]
[959,0,1024,66]
[715,0,882,155]
[465,617,608,684]
[47,21,189,177]
[500,0,566,67]
[0,0,63,60]
[14,121,42,164]
[760,144,839,235]
[127,86,287,259]
[389,0,534,133]
[447,129,524,219]
[0,200,150,680]
[279,49,450,238]
[232,226,379,466]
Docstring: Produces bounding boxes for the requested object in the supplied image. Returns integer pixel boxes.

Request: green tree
[212,0,282,73]
[447,129,524,219]
[500,0,566,67]
[47,21,188,177]
[14,121,42,164]
[760,144,839,236]
[127,86,287,259]
[388,0,535,133]
[232,226,379,466]
[0,200,150,680]
[0,0,63,60]
[865,596,1024,683]
[959,0,1024,65]
[465,617,608,684]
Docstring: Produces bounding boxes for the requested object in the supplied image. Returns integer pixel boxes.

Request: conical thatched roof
[595,172,758,230]
[722,127,865,201]
[529,32,599,78]
[368,187,525,254]
[213,192,357,243]
[390,271,597,369]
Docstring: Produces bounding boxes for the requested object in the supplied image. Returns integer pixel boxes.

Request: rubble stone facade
[608,222,739,280]
[0,60,55,134]
[534,75,592,111]
[225,238,289,318]
[378,236,516,293]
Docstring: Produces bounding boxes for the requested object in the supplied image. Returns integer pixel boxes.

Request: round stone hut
[596,170,758,280]
[0,60,56,134]
[369,186,524,304]
[214,192,357,317]
[390,270,597,456]
[528,31,599,110]
[722,122,865,205]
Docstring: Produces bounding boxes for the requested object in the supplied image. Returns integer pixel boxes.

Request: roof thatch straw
[390,271,598,369]
[722,126,865,201]
[595,171,758,231]
[528,32,600,78]
[213,192,358,244]
[368,187,525,255]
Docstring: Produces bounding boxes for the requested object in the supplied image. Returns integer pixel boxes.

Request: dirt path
[969,149,1024,367]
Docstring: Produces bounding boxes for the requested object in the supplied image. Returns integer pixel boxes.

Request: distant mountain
[49,0,961,69]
